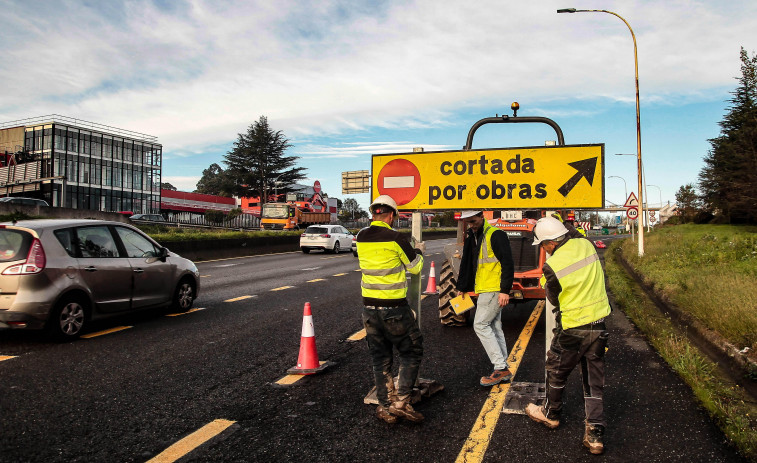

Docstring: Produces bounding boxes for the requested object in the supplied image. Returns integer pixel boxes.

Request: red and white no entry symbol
[377,159,421,206]
[626,207,638,220]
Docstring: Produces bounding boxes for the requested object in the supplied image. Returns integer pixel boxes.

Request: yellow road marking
[200,275,210,278]
[271,286,292,291]
[146,419,236,463]
[353,269,361,272]
[332,273,347,277]
[307,279,326,283]
[455,300,544,463]
[81,326,133,339]
[224,295,254,303]
[0,355,17,362]
[275,361,330,385]
[165,308,206,317]
[197,251,297,263]
[320,256,345,260]
[347,328,366,341]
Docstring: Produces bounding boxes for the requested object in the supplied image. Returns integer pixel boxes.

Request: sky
[1,0,756,216]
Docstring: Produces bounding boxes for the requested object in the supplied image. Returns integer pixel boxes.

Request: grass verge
[606,239,757,461]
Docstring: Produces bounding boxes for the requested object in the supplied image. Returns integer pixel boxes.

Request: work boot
[524,403,560,429]
[388,399,424,423]
[375,405,398,424]
[479,369,513,387]
[583,423,605,455]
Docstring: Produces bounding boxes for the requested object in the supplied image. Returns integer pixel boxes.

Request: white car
[300,225,353,254]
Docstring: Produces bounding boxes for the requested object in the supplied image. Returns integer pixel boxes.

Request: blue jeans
[362,304,423,407]
[473,292,509,371]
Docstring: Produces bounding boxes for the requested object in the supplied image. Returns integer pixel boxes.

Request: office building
[0,115,162,213]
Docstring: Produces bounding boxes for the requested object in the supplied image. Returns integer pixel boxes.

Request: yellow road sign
[371,145,604,210]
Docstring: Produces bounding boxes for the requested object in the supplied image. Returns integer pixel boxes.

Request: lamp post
[647,184,662,208]
[608,175,627,204]
[558,8,645,256]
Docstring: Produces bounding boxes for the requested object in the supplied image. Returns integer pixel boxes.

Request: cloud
[1,0,755,156]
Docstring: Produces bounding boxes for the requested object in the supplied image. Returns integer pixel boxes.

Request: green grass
[618,224,757,353]
[606,233,757,460]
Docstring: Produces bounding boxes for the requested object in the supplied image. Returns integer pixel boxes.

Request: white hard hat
[532,217,568,245]
[460,210,482,219]
[370,195,399,215]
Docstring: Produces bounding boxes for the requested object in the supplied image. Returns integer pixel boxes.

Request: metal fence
[157,212,261,230]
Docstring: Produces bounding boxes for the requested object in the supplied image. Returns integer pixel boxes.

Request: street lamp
[559,8,645,256]
[608,175,627,204]
[646,184,662,208]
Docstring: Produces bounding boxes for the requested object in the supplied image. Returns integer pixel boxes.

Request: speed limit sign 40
[627,207,639,220]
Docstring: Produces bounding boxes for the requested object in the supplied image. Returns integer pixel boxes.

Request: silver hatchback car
[0,219,200,340]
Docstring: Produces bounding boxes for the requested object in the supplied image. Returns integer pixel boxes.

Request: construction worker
[357,194,426,424]
[456,211,515,387]
[525,217,611,455]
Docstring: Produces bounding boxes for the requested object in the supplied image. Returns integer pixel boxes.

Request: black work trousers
[362,304,423,408]
[544,322,609,427]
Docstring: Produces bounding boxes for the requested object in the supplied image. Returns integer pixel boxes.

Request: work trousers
[473,292,509,371]
[544,322,609,427]
[362,304,424,408]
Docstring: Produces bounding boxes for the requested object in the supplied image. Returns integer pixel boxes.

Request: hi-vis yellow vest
[475,221,502,294]
[544,238,611,329]
[358,221,423,301]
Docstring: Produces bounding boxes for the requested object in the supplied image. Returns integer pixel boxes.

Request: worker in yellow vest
[456,211,515,387]
[525,217,611,455]
[357,195,426,424]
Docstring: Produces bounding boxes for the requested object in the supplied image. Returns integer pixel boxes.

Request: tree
[699,47,757,223]
[160,182,177,191]
[675,183,701,223]
[340,198,366,220]
[195,163,233,197]
[223,116,306,203]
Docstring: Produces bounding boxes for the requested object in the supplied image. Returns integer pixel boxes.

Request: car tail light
[2,238,46,275]
[320,234,331,238]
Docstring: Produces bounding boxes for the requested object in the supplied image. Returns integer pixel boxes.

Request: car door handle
[133,268,144,273]
[84,266,97,272]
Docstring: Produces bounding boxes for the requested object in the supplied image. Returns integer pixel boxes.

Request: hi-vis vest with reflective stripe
[475,221,502,294]
[358,221,424,301]
[543,238,611,329]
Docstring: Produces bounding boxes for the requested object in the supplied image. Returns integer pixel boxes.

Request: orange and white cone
[423,261,438,295]
[287,302,332,375]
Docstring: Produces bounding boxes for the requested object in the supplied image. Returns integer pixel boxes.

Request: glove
[415,241,426,254]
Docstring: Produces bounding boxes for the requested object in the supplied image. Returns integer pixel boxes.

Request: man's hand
[415,241,426,254]
[498,292,510,307]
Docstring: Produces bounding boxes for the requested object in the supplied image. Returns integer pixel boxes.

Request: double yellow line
[456,300,544,463]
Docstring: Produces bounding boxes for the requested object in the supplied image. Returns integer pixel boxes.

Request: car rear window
[305,227,328,234]
[0,229,33,262]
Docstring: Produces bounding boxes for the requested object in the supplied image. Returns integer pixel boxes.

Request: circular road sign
[627,207,639,220]
[313,180,321,193]
[377,159,421,206]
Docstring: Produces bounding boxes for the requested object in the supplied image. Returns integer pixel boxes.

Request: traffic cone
[423,261,438,295]
[287,302,332,375]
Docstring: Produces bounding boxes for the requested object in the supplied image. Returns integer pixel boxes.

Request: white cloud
[1,0,755,194]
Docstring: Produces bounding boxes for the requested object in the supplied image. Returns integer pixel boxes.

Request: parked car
[0,219,200,340]
[300,225,353,254]
[352,227,368,257]
[594,240,607,249]
[0,197,49,207]
[130,213,166,222]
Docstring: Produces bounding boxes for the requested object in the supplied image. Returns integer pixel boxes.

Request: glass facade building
[0,115,161,213]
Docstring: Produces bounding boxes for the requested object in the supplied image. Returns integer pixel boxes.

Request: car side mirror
[159,247,169,262]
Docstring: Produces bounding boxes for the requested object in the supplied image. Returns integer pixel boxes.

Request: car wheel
[302,247,311,254]
[332,241,340,254]
[172,278,195,312]
[49,296,88,340]
[352,250,358,257]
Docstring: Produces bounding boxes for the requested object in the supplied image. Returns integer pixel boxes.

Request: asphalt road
[0,237,746,462]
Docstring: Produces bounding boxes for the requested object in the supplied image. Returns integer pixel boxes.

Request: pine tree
[223,116,306,203]
[699,47,757,223]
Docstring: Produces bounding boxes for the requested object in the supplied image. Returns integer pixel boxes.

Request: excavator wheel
[438,260,470,326]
